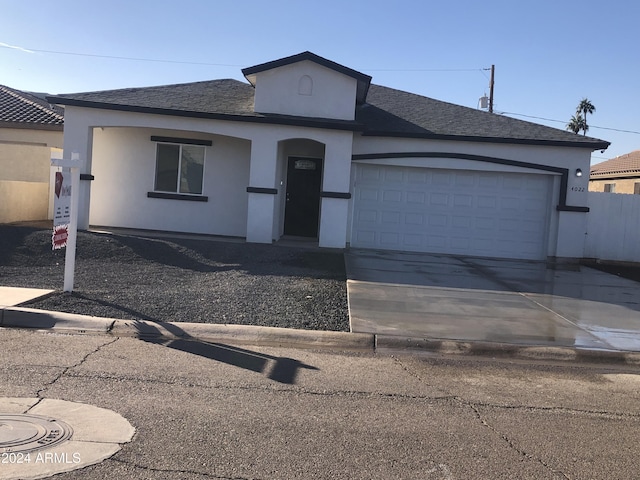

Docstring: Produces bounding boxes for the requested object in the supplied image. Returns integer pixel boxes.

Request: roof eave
[589,171,640,179]
[47,98,365,132]
[361,130,611,150]
[0,120,63,131]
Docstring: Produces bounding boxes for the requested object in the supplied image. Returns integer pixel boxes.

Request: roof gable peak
[242,51,371,104]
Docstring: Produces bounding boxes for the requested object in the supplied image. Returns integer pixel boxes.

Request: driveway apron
[345,249,640,351]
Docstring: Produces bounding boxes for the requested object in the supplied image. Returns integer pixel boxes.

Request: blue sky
[1,0,638,164]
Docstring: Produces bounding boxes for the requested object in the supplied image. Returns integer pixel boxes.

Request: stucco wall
[589,178,640,194]
[0,180,49,223]
[90,127,251,236]
[252,61,358,120]
[0,128,63,223]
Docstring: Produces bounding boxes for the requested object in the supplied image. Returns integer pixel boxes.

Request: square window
[604,183,616,193]
[154,143,205,194]
[634,182,640,195]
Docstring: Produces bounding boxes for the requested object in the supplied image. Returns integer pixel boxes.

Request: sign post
[51,151,81,293]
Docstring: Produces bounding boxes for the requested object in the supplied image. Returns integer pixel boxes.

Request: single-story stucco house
[47,51,609,261]
[589,150,640,194]
[0,85,64,223]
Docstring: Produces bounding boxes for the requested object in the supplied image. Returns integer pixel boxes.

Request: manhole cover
[0,414,73,453]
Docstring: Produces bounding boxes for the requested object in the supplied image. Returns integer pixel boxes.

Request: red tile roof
[590,150,640,178]
[0,84,64,129]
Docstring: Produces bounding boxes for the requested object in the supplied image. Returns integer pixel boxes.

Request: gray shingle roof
[359,84,608,148]
[590,150,640,178]
[48,77,609,149]
[0,85,64,129]
[50,79,255,117]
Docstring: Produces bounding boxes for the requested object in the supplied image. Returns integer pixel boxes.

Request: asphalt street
[1,327,639,480]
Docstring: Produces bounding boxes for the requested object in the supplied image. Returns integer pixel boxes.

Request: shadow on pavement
[132,321,319,385]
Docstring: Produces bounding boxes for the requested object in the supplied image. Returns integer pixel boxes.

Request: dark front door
[284,157,323,237]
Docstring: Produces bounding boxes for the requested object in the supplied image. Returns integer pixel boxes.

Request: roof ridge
[0,84,64,122]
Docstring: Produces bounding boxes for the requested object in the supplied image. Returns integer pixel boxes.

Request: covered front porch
[60,106,355,248]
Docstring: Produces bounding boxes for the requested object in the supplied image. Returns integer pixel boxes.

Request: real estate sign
[52,168,71,249]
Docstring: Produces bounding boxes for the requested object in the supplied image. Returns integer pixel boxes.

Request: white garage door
[351,164,553,260]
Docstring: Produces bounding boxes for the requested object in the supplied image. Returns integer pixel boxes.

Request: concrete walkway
[345,249,640,352]
[0,286,53,307]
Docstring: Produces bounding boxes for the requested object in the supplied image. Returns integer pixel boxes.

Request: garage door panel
[478,176,499,188]
[407,171,428,184]
[429,193,449,206]
[406,191,426,204]
[352,164,551,260]
[451,216,472,228]
[380,232,400,246]
[427,236,447,248]
[384,168,404,183]
[358,188,379,202]
[382,190,402,202]
[357,209,377,223]
[453,194,473,207]
[381,211,401,225]
[432,171,452,186]
[455,173,476,187]
[429,214,448,227]
[405,213,424,225]
[403,234,422,247]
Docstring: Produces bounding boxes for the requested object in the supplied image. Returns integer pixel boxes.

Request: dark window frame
[151,138,208,197]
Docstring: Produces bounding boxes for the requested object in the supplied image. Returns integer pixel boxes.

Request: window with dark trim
[634,182,640,195]
[604,183,616,193]
[154,142,205,195]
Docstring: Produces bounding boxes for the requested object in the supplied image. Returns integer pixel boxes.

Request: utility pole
[489,64,495,113]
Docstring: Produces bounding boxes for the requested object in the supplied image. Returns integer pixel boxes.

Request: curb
[1,307,115,333]
[3,307,640,365]
[0,307,374,351]
[375,335,640,366]
[111,319,375,351]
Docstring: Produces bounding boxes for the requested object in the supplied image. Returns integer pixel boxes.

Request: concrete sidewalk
[0,286,54,308]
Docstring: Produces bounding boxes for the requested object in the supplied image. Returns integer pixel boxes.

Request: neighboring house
[0,85,64,223]
[47,51,609,261]
[589,150,640,194]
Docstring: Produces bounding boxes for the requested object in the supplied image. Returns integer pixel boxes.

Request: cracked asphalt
[2,328,640,479]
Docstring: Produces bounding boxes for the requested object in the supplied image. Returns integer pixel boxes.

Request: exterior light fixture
[575,169,583,177]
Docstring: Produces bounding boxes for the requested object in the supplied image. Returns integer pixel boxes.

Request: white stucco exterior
[249,61,358,121]
[90,127,250,236]
[54,53,602,261]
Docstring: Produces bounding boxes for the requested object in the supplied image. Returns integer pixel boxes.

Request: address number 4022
[570,186,585,192]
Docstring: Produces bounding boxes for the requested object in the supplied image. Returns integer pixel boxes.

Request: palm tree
[576,98,595,136]
[567,114,586,135]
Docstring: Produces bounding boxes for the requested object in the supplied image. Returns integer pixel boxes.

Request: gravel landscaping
[0,225,349,331]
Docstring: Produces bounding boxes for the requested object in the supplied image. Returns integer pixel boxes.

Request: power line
[1,43,487,73]
[0,44,246,67]
[500,111,640,135]
[365,67,482,72]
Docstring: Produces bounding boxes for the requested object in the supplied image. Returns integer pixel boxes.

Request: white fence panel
[585,192,640,263]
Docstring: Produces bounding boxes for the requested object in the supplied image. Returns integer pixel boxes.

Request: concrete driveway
[345,249,640,352]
